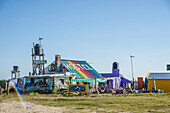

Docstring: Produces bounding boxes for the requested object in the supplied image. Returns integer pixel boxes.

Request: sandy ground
[0,100,70,113]
[0,100,112,113]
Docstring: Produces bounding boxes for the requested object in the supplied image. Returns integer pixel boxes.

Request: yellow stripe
[67,61,88,78]
[146,72,150,78]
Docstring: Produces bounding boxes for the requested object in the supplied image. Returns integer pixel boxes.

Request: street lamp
[130,55,135,82]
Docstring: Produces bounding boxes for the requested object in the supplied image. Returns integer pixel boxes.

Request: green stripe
[65,61,85,78]
[85,62,103,78]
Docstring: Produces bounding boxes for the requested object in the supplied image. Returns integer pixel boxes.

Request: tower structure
[32,38,47,75]
[11,66,20,79]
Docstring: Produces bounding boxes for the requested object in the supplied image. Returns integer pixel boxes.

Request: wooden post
[23,77,25,93]
[68,84,70,97]
[106,80,108,94]
[7,82,9,95]
[95,78,96,94]
[53,77,56,92]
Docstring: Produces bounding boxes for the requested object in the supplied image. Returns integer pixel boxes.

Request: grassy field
[0,93,170,113]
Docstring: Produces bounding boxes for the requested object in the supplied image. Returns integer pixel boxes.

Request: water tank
[113,62,119,69]
[34,44,42,55]
[167,64,170,71]
[13,66,19,72]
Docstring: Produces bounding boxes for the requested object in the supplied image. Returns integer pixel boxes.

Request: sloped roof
[147,72,170,79]
[61,60,103,78]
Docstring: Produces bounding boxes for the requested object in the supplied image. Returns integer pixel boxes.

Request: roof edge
[146,72,150,78]
[61,59,86,62]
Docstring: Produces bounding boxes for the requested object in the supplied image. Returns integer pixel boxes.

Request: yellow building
[146,72,170,93]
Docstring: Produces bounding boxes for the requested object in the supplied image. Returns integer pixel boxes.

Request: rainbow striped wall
[61,60,103,78]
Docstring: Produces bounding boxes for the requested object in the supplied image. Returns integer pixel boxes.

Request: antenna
[39,37,43,46]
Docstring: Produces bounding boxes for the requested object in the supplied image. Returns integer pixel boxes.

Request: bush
[29,91,39,96]
[62,91,68,97]
[51,88,56,94]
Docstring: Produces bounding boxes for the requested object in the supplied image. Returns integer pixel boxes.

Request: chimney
[112,62,119,77]
[167,64,170,71]
[55,55,61,72]
[113,62,119,69]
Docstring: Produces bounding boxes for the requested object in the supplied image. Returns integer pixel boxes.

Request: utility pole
[130,55,135,82]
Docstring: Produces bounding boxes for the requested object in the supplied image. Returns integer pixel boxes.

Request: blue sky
[0,0,170,80]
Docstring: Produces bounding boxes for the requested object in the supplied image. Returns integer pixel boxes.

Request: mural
[61,60,103,79]
[68,84,88,93]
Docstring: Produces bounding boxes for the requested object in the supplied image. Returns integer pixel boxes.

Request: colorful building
[100,62,131,90]
[45,55,103,79]
[146,72,170,93]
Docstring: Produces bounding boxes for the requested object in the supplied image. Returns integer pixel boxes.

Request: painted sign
[68,84,88,93]
[61,60,103,79]
[33,60,47,64]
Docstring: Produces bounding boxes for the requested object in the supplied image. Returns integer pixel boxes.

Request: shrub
[62,91,68,97]
[51,89,56,94]
[29,91,39,96]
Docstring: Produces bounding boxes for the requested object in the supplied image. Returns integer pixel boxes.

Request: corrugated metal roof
[24,73,66,78]
[61,60,103,78]
[44,59,103,79]
[148,72,170,79]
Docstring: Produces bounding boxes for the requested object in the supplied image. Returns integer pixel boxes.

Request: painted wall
[148,79,170,93]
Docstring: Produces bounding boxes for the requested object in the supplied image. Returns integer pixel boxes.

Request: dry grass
[0,93,170,113]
